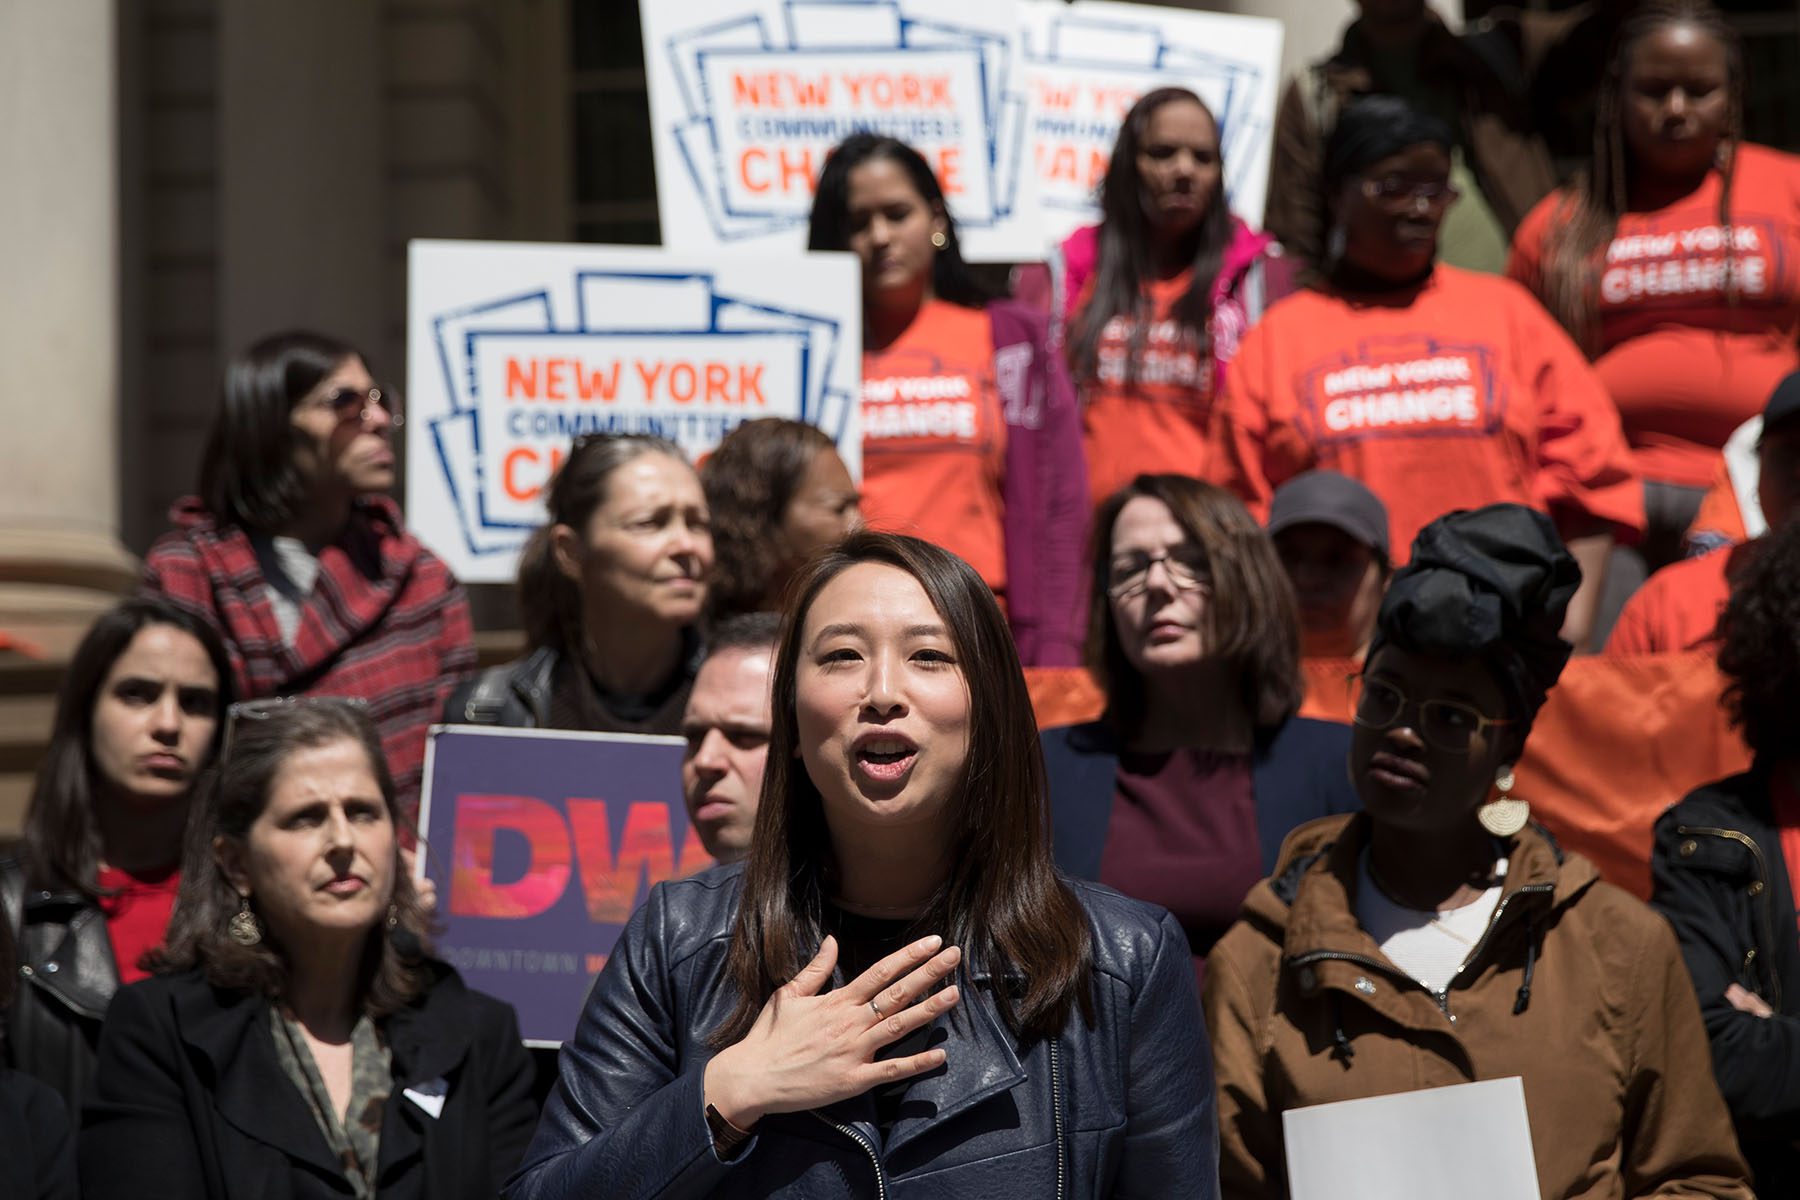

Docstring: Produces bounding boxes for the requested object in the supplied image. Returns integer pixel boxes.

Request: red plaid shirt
[141,496,475,816]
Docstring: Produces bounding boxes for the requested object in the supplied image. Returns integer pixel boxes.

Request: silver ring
[869,998,885,1018]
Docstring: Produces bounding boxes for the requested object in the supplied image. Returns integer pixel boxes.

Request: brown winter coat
[1204,813,1752,1200]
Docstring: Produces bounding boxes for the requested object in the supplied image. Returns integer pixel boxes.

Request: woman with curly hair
[700,419,860,621]
[1509,0,1800,612]
[1652,513,1800,1194]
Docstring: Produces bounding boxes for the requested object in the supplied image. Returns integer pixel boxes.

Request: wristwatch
[705,1103,754,1159]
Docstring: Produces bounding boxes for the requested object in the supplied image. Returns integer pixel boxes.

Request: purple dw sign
[416,725,709,1045]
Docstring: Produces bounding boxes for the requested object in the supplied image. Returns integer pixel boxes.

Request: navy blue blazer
[1041,716,1361,880]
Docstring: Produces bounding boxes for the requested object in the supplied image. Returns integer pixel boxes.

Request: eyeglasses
[1352,676,1512,753]
[224,695,371,754]
[1107,546,1211,599]
[1359,176,1460,211]
[299,385,404,429]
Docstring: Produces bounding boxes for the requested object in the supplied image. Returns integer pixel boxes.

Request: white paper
[1282,1077,1541,1200]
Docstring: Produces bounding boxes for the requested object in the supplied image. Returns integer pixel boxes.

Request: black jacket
[1650,766,1800,1194]
[0,1067,76,1200]
[79,962,539,1200]
[506,865,1219,1199]
[0,855,118,1114]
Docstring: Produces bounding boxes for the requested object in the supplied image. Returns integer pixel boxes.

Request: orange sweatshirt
[1077,269,1221,510]
[1509,144,1800,489]
[1217,265,1644,560]
[860,299,1008,594]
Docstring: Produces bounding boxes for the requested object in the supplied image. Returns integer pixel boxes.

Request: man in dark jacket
[1265,0,1556,275]
[1651,514,1800,1195]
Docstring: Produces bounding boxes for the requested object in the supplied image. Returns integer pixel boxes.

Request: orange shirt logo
[861,348,993,452]
[1600,218,1782,309]
[1295,340,1502,445]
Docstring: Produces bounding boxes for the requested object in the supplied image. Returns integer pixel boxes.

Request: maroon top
[1097,748,1262,991]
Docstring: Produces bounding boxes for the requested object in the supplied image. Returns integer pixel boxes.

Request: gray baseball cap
[1267,470,1391,564]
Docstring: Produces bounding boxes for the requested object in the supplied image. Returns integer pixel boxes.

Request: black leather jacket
[507,865,1219,1199]
[0,855,119,1114]
[1651,766,1800,1195]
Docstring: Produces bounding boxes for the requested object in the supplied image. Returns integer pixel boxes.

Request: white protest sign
[1282,1077,1541,1200]
[1021,0,1283,246]
[640,0,1041,262]
[405,239,861,583]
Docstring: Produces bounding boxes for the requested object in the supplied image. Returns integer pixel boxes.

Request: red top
[1098,748,1260,993]
[1509,144,1800,489]
[1605,542,1758,656]
[860,300,1008,596]
[1217,265,1645,560]
[95,863,181,985]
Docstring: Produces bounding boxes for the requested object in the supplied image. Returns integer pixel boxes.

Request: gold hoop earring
[228,893,263,946]
[930,230,948,249]
[1477,765,1529,838]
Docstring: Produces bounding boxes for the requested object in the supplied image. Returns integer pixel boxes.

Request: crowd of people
[6,0,1800,1196]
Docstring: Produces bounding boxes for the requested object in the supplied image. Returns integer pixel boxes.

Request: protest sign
[416,726,711,1046]
[1283,1078,1540,1200]
[1022,0,1284,245]
[639,0,1041,261]
[405,239,860,583]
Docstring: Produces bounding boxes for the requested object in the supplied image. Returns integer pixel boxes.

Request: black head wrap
[1321,95,1456,199]
[1369,504,1581,745]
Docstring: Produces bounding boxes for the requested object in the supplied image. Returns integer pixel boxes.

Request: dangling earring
[386,903,399,931]
[1478,765,1529,838]
[1325,221,1347,268]
[228,893,263,946]
[930,230,947,249]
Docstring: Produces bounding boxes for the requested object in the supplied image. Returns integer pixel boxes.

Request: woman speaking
[508,532,1216,1199]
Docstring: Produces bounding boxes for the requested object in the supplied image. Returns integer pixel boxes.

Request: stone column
[0,0,137,647]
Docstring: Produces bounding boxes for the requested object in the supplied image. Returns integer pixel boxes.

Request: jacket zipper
[1677,825,1784,1009]
[811,1112,887,1200]
[1049,1038,1065,1200]
[1289,884,1553,1022]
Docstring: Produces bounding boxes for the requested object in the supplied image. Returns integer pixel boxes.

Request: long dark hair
[1068,88,1235,385]
[21,599,235,897]
[199,330,365,531]
[714,532,1094,1046]
[1538,0,1744,352]
[807,134,992,310]
[702,418,840,620]
[516,432,694,652]
[1087,475,1303,740]
[150,700,432,1016]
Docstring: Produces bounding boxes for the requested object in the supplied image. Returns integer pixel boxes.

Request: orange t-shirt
[1076,270,1221,508]
[1509,144,1800,489]
[1605,540,1757,655]
[1217,265,1643,561]
[860,300,1007,594]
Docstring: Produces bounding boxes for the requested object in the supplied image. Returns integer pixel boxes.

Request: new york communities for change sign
[1022,0,1283,246]
[416,727,710,1046]
[640,0,1042,261]
[405,239,860,583]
